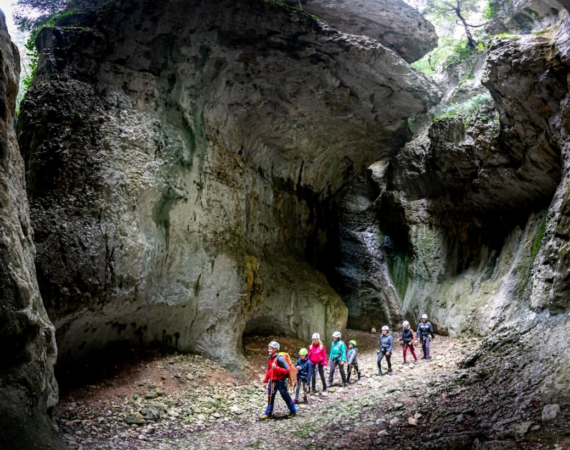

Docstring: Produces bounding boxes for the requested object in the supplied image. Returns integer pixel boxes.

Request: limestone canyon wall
[331,4,570,389]
[17,0,438,368]
[0,9,64,450]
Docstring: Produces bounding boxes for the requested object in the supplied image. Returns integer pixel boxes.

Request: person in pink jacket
[307,333,327,393]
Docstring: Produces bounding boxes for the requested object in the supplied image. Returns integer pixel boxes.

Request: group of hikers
[261,314,436,419]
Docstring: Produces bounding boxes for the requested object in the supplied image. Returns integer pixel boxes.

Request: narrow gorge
[0,0,569,448]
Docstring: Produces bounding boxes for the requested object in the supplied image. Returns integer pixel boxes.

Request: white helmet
[312,333,320,339]
[332,331,342,338]
[403,321,410,327]
[268,341,280,350]
[381,325,389,331]
[422,314,428,319]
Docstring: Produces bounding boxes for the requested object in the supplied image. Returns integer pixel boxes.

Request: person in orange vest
[260,341,297,420]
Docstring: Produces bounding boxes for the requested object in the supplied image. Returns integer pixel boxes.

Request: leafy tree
[13,0,68,33]
[424,0,487,48]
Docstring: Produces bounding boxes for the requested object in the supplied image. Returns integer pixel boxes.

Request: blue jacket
[417,321,435,339]
[380,333,393,353]
[329,340,347,362]
[347,347,358,365]
[296,357,313,382]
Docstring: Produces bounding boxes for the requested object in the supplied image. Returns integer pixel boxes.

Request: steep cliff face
[283,0,438,63]
[0,10,64,450]
[333,15,570,390]
[18,0,437,368]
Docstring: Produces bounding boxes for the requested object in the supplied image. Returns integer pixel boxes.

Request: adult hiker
[328,331,347,387]
[346,340,361,383]
[308,332,327,393]
[417,314,435,362]
[376,325,393,376]
[294,348,312,404]
[260,341,297,419]
[399,321,418,364]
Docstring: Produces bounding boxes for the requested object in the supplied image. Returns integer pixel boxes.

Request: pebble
[408,417,418,426]
[542,404,561,422]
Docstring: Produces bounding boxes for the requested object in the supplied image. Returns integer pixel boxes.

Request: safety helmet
[332,331,342,338]
[403,321,410,327]
[312,333,320,340]
[381,325,389,331]
[422,314,428,319]
[268,341,280,350]
[349,340,357,347]
[299,348,308,356]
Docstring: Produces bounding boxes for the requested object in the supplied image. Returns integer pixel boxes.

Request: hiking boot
[293,398,297,404]
[259,414,272,420]
[288,412,297,419]
[387,371,392,376]
[303,397,308,404]
[376,370,382,376]
[357,378,362,382]
[414,360,418,365]
[341,383,347,387]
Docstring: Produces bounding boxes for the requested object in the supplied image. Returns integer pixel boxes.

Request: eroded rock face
[0,10,64,450]
[18,0,437,368]
[283,0,438,63]
[332,31,567,336]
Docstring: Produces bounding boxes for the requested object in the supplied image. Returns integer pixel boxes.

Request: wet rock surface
[0,9,64,450]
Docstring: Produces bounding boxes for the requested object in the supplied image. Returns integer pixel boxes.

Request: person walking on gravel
[376,325,393,376]
[308,333,327,393]
[260,341,297,420]
[399,321,418,364]
[417,314,435,362]
[346,340,361,383]
[327,331,347,387]
[294,348,312,404]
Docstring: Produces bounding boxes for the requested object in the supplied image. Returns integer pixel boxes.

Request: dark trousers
[377,349,392,371]
[346,362,361,382]
[310,362,326,391]
[421,337,431,360]
[328,359,346,385]
[265,379,296,415]
[294,380,308,401]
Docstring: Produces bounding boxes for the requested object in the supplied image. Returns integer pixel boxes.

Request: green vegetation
[424,0,487,48]
[531,215,547,260]
[412,38,473,75]
[20,8,79,96]
[482,0,499,20]
[433,93,493,123]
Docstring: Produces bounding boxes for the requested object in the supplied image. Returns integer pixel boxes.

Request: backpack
[278,352,298,388]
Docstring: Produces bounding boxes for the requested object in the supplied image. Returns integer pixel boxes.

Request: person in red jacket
[260,341,297,420]
[307,333,327,393]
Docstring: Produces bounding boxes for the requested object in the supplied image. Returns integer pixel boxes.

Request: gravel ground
[57,330,569,449]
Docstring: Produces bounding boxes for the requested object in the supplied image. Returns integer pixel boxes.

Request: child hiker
[260,341,297,420]
[308,332,328,393]
[376,325,393,376]
[346,340,361,383]
[294,348,313,404]
[399,321,418,364]
[327,331,347,387]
